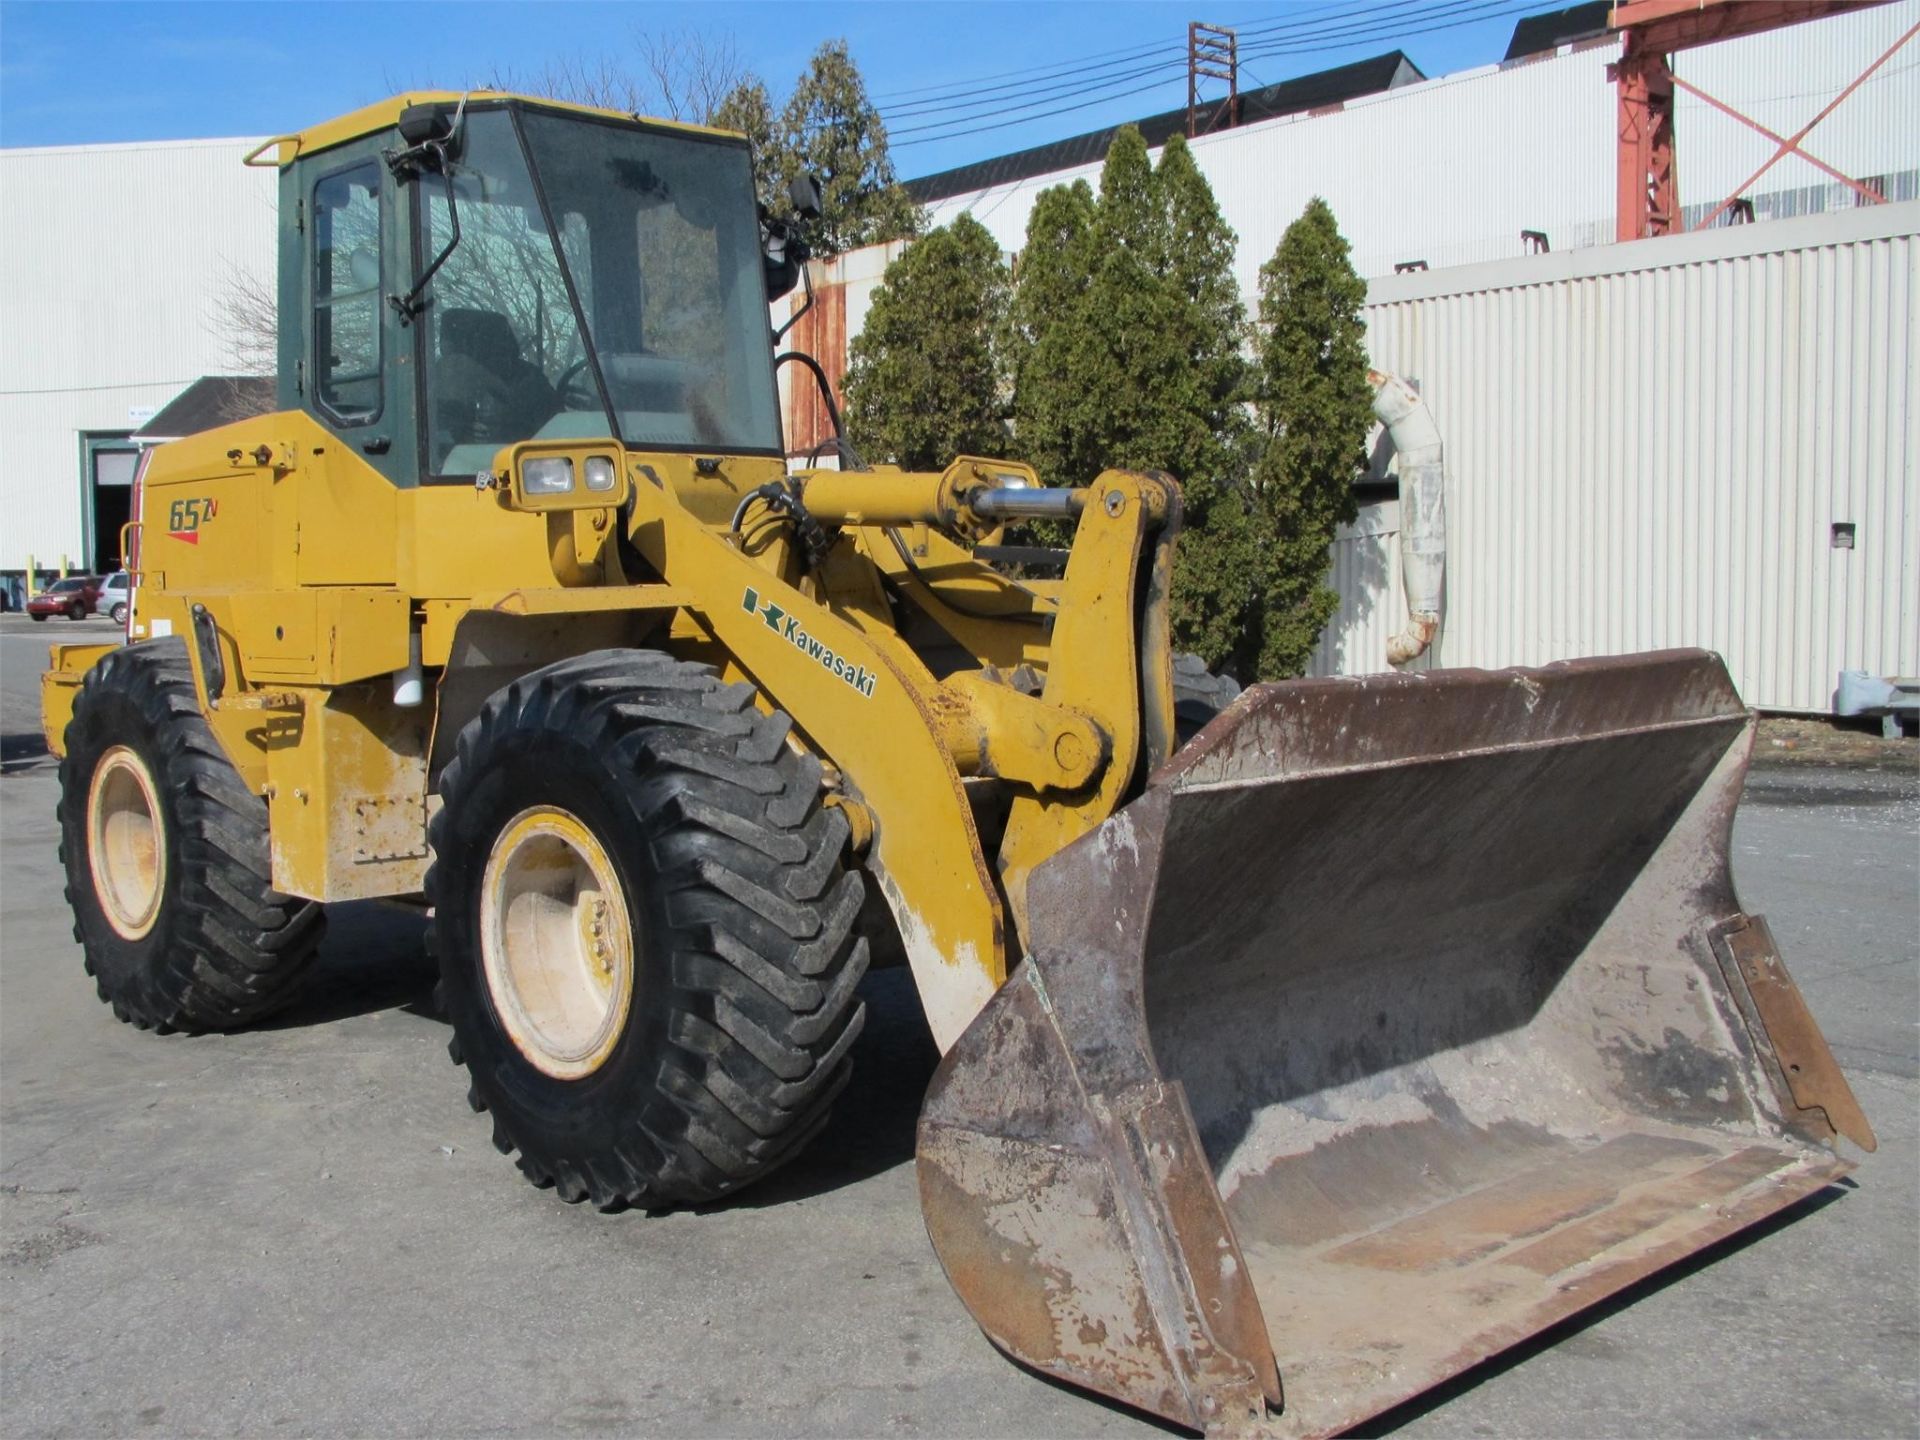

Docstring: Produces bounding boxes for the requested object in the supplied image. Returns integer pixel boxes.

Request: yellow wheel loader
[41,93,1873,1436]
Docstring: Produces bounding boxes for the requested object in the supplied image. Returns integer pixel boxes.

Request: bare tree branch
[637,29,745,123]
[489,28,752,125]
[212,262,278,376]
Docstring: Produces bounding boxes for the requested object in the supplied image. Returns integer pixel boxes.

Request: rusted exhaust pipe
[1368,369,1445,665]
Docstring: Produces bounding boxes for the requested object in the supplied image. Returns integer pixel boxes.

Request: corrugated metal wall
[1317,200,1919,713]
[1309,498,1412,679]
[924,1,1919,290]
[0,137,275,570]
[773,241,909,463]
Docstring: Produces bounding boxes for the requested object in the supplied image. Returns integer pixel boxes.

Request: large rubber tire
[1172,651,1243,745]
[57,638,325,1031]
[109,602,129,626]
[430,650,869,1210]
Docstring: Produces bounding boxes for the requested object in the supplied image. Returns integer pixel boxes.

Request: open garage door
[85,437,139,573]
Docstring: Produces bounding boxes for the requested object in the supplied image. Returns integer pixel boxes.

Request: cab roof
[243,91,744,169]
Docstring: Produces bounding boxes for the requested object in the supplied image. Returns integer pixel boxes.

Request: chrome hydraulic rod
[968,487,1086,521]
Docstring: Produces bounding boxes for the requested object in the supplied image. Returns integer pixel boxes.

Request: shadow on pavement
[256,899,437,1030]
[250,899,936,1209]
[707,966,940,1210]
[1,730,51,776]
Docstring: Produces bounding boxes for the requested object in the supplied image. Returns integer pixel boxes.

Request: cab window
[312,162,383,424]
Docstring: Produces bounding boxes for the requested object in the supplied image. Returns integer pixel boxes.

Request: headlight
[522,457,574,495]
[583,456,617,492]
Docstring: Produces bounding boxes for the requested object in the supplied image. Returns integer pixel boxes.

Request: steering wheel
[554,357,597,409]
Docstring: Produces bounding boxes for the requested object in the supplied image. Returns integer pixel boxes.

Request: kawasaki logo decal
[742,587,877,698]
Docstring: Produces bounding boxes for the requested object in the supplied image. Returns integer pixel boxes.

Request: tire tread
[429,648,867,1210]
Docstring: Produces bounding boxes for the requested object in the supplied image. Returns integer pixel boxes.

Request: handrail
[241,134,299,168]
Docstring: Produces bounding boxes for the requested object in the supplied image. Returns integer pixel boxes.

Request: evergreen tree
[1151,136,1261,668]
[842,215,1012,470]
[1007,127,1257,671]
[1003,181,1100,489]
[1243,197,1373,679]
[1095,124,1166,265]
[711,79,781,213]
[776,40,921,256]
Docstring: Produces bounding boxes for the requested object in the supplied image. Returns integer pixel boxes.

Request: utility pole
[1187,23,1239,138]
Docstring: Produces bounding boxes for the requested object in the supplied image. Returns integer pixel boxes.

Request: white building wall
[1315,200,1919,714]
[0,137,275,571]
[924,2,1919,290]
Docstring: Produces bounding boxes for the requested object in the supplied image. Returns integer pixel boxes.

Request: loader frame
[42,399,1185,1048]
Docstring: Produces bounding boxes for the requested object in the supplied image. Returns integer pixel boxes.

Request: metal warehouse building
[0,136,275,588]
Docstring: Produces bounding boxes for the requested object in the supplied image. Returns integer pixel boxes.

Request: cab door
[280,137,419,490]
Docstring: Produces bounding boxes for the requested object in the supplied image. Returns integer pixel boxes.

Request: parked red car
[26,577,101,621]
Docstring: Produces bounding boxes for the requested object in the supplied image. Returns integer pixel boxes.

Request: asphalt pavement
[2,613,1915,1438]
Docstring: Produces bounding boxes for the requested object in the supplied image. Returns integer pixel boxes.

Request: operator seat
[435,308,560,454]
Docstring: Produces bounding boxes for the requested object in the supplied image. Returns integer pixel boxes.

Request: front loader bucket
[918,651,1872,1437]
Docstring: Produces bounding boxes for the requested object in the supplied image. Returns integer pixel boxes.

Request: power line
[869,0,1370,106]
[879,1,1436,122]
[879,46,1185,121]
[885,1,1444,134]
[888,54,1188,139]
[894,0,1551,150]
[876,41,1184,113]
[1241,0,1532,59]
[879,1,1443,123]
[1234,0,1437,43]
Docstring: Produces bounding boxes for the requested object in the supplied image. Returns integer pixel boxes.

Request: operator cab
[280,94,784,487]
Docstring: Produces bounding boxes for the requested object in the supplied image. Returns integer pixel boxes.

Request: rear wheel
[57,638,325,1030]
[430,649,868,1209]
[109,602,129,626]
[1172,652,1242,745]
[67,603,84,621]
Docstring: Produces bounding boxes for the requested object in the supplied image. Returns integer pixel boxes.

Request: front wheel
[430,650,869,1210]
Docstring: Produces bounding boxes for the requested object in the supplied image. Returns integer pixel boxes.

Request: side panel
[266,687,431,901]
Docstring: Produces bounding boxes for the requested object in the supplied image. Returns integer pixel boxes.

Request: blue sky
[0,1,1551,177]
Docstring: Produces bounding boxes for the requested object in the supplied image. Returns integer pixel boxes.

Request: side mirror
[788,174,823,221]
[392,97,466,172]
[396,104,453,146]
[762,222,809,303]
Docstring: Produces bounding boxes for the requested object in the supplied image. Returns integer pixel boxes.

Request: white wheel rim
[88,745,166,940]
[479,805,635,1080]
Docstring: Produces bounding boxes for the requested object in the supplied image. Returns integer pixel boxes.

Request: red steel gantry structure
[1610,0,1916,241]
